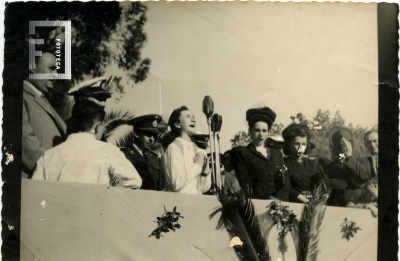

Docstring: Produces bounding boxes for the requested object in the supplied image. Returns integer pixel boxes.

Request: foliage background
[15,2,151,120]
[230,110,377,160]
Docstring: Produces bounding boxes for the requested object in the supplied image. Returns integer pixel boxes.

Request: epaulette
[148,150,159,157]
[120,146,134,155]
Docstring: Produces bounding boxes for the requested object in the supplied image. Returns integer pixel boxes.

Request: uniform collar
[133,143,143,156]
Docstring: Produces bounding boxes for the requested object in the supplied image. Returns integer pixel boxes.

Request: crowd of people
[23,50,378,217]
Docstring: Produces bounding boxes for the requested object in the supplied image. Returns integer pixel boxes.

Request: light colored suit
[22,80,67,177]
[32,133,142,189]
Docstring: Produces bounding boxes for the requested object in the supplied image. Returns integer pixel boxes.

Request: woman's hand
[297,194,309,203]
[194,152,206,168]
[201,157,211,175]
[365,203,378,218]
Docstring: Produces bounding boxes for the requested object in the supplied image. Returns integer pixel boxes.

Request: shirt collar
[254,145,268,158]
[67,132,97,141]
[177,137,193,146]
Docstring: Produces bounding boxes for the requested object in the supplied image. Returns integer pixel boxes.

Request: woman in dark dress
[231,107,285,200]
[282,124,326,203]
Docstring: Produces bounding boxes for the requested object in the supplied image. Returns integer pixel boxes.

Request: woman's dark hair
[160,106,189,149]
[168,106,189,135]
[68,97,105,133]
[282,123,312,156]
[248,120,272,131]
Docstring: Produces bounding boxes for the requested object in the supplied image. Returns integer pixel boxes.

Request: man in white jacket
[162,106,211,194]
[32,97,142,189]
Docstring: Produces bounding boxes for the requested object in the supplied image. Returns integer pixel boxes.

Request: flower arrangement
[149,206,184,239]
[267,201,297,260]
[340,218,361,241]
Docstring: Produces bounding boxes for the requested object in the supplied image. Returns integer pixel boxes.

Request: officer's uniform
[120,115,166,191]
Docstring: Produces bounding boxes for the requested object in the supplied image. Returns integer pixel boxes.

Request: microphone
[202,96,214,118]
[211,114,222,133]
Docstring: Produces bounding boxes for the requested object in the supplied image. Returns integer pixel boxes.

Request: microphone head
[211,114,223,132]
[202,96,214,117]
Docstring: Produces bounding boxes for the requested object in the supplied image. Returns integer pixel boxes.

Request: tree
[269,123,285,136]
[230,109,376,160]
[230,131,250,148]
[9,2,150,119]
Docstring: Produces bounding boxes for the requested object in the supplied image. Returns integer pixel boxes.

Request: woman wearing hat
[231,107,285,200]
[162,106,211,194]
[282,123,326,203]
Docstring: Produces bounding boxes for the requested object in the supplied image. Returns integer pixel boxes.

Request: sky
[105,2,378,152]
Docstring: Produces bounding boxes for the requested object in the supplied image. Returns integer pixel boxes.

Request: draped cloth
[21,179,377,261]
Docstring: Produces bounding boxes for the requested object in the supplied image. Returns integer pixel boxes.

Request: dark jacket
[121,146,165,191]
[231,144,286,200]
[284,157,327,202]
[365,156,378,178]
[322,156,371,206]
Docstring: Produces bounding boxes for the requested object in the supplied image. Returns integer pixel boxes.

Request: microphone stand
[207,117,216,194]
[216,132,223,188]
[213,130,221,189]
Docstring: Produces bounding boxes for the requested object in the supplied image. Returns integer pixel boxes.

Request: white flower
[297,145,306,154]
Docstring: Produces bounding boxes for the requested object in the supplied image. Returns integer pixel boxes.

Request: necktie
[373,156,378,176]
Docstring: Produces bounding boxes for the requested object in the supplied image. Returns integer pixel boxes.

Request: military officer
[121,114,165,191]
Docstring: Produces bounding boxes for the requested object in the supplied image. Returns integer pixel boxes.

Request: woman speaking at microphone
[231,107,284,200]
[162,106,212,194]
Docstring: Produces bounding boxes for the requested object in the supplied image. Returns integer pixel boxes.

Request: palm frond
[257,210,275,260]
[103,109,135,125]
[106,125,135,148]
[101,109,135,147]
[297,181,330,261]
[209,188,270,261]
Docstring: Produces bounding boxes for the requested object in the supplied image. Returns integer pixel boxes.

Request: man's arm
[110,147,142,189]
[340,138,371,183]
[31,156,45,180]
[22,101,46,171]
[345,156,371,183]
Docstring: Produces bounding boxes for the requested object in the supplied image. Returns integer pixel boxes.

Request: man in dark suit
[363,130,378,178]
[23,51,67,178]
[121,115,165,191]
[231,107,286,200]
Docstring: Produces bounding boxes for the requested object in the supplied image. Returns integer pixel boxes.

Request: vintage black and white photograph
[2,1,398,261]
